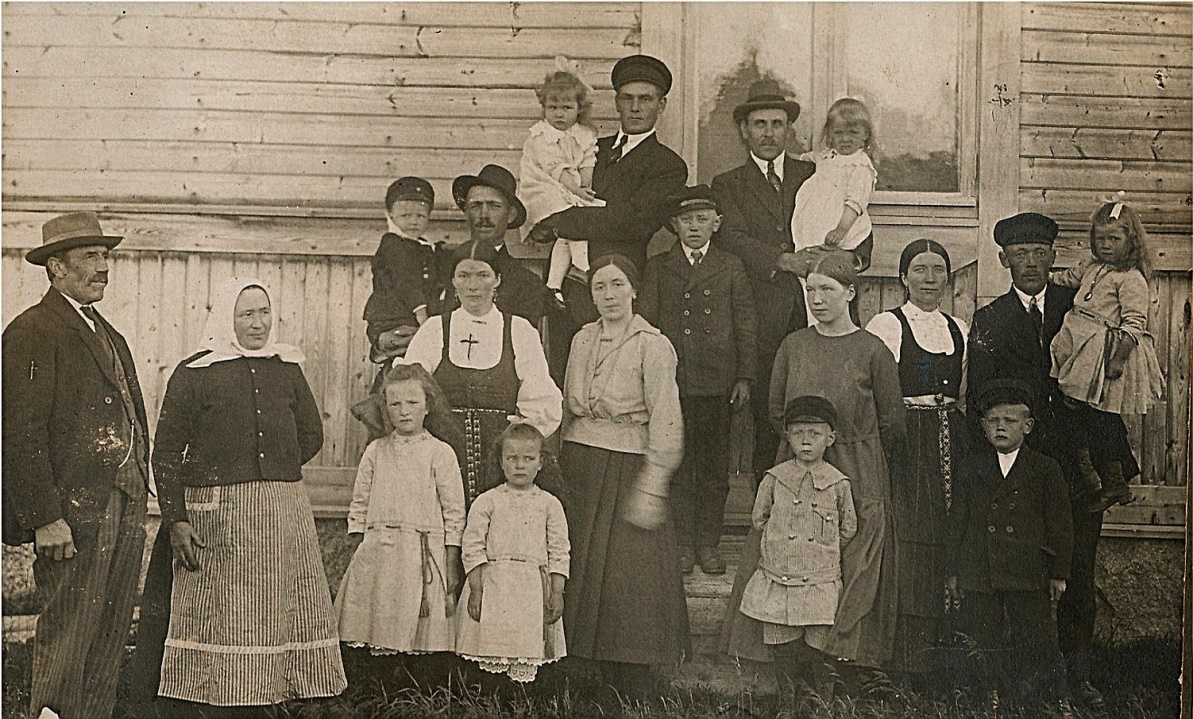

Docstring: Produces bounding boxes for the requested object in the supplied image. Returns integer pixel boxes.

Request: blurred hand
[379,326,418,355]
[577,187,598,202]
[622,488,667,530]
[1049,578,1067,603]
[824,228,847,247]
[945,575,963,604]
[730,380,751,411]
[468,580,484,622]
[34,519,75,562]
[545,589,565,625]
[527,222,559,245]
[347,533,364,553]
[169,521,206,572]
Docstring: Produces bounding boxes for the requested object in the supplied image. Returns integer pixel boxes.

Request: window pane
[842,3,962,192]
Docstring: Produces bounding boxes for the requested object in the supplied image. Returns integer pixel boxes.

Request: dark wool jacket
[638,241,757,397]
[153,353,323,522]
[2,288,150,545]
[363,233,445,344]
[948,443,1073,593]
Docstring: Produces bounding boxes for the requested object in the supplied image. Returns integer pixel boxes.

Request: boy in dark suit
[947,379,1075,717]
[639,185,757,574]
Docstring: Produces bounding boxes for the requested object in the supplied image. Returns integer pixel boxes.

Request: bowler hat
[783,395,839,430]
[611,54,672,94]
[386,176,435,209]
[973,379,1035,416]
[26,212,122,266]
[732,79,801,124]
[667,185,719,218]
[994,212,1058,247]
[452,164,527,230]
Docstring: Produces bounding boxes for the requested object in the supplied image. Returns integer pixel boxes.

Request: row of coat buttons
[251,367,265,458]
[987,525,1015,533]
[682,309,714,316]
[682,290,713,299]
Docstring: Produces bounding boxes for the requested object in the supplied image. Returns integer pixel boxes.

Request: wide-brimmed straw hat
[26,211,123,266]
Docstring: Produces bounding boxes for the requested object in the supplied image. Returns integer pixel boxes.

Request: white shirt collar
[615,128,655,156]
[751,152,786,181]
[997,447,1020,478]
[682,242,710,264]
[457,305,501,325]
[901,302,943,322]
[59,291,96,331]
[1012,284,1047,314]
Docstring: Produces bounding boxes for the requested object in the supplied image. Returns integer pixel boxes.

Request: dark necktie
[690,250,703,266]
[1028,297,1043,346]
[80,306,116,370]
[609,134,628,164]
[766,160,782,194]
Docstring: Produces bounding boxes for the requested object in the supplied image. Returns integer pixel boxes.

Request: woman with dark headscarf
[723,251,906,680]
[560,254,690,690]
[865,239,969,675]
[133,278,345,717]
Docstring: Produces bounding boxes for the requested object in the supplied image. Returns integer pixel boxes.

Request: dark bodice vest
[892,307,964,399]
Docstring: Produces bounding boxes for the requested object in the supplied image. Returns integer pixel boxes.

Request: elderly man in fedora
[3,212,150,719]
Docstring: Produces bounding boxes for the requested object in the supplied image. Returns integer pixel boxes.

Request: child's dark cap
[386,177,435,209]
[974,379,1035,416]
[783,395,838,430]
[667,185,718,218]
[994,212,1057,247]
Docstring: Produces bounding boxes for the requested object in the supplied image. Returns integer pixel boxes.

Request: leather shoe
[698,546,726,574]
[678,548,695,575]
[1074,680,1105,710]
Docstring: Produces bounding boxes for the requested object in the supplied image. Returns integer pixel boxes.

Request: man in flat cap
[527,53,689,379]
[710,79,820,486]
[966,211,1132,710]
[451,163,547,324]
[3,212,149,718]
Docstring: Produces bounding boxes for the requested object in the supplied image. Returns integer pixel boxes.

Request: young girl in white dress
[455,423,570,683]
[791,98,877,324]
[334,363,466,659]
[1049,199,1164,511]
[518,57,606,306]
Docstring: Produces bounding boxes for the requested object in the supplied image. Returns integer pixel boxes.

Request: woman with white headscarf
[129,279,345,718]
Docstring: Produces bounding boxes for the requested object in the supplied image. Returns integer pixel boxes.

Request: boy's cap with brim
[26,211,123,266]
[667,185,719,218]
[783,395,839,430]
[386,177,435,208]
[974,378,1035,415]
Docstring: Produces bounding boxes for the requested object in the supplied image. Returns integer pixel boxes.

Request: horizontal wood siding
[2,2,641,216]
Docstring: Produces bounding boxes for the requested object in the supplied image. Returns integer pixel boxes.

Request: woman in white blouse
[403,240,562,507]
[864,239,968,677]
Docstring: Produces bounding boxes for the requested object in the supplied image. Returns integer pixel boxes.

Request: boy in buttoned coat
[947,380,1074,715]
[639,185,757,575]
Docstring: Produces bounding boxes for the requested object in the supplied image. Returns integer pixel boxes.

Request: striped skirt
[159,481,347,706]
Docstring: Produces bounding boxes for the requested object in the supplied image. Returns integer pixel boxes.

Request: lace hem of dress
[345,641,435,657]
[458,654,562,683]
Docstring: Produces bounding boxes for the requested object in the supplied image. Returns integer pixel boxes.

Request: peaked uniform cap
[611,54,672,94]
[386,176,435,208]
[994,212,1059,247]
[667,185,719,218]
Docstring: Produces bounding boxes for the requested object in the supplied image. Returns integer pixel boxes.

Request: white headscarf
[187,277,305,369]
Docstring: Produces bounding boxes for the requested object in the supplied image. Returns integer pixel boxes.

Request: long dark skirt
[560,441,691,665]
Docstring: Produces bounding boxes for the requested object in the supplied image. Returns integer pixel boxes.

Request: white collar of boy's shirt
[60,292,96,331]
[615,129,655,156]
[385,224,434,248]
[1012,284,1047,315]
[751,152,786,181]
[682,242,710,264]
[997,448,1020,477]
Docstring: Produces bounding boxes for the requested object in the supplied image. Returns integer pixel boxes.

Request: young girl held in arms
[334,363,466,674]
[1049,198,1164,512]
[455,423,569,683]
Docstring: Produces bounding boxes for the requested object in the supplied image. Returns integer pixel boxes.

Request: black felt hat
[452,164,527,230]
[994,212,1059,247]
[783,395,839,430]
[26,212,123,266]
[973,379,1035,415]
[611,54,672,94]
[732,79,801,124]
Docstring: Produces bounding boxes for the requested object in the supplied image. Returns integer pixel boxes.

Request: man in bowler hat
[967,211,1135,710]
[3,212,150,718]
[527,54,689,379]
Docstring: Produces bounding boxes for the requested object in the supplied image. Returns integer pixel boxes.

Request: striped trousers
[30,488,147,718]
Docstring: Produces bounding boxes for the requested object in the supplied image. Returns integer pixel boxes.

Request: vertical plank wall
[1019,2,1192,487]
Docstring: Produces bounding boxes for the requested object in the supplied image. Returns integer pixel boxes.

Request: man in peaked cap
[966,211,1133,710]
[3,212,150,718]
[527,53,689,381]
[710,78,821,488]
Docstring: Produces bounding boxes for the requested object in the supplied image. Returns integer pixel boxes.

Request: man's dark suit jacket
[2,287,150,545]
[949,443,1073,593]
[548,132,688,274]
[638,241,757,397]
[710,154,817,370]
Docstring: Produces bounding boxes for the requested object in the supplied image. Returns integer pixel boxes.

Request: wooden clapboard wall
[1018,2,1192,488]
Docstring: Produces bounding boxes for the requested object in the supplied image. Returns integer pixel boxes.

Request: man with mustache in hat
[3,212,150,719]
[527,53,689,379]
[710,80,820,488]
[450,163,547,324]
[967,211,1133,711]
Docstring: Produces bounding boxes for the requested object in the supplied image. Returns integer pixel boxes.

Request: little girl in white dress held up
[334,363,466,657]
[455,423,570,682]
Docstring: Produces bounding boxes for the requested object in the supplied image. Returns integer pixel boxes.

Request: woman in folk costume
[402,239,562,508]
[143,278,345,715]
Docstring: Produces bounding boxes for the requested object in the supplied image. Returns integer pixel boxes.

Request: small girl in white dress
[791,98,878,323]
[455,423,569,683]
[334,363,466,658]
[518,57,606,305]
